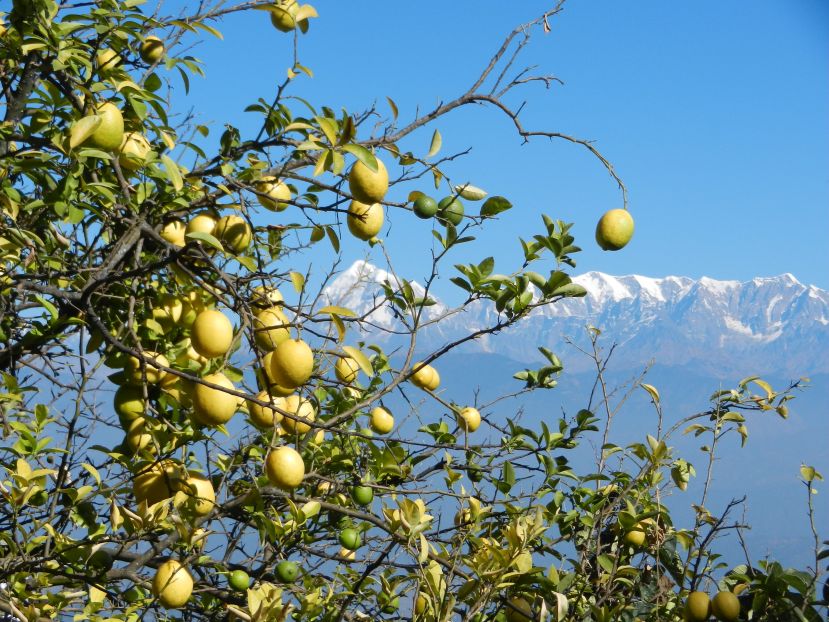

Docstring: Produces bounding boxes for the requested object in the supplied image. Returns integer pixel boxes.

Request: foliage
[0,1,825,621]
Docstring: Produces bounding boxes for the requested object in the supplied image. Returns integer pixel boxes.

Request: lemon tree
[0,2,824,622]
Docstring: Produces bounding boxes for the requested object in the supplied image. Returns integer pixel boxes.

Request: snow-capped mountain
[323,261,829,376]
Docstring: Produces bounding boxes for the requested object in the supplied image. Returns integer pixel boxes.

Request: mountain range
[323,260,829,377]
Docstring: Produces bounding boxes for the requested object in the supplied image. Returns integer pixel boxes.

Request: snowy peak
[321,262,829,375]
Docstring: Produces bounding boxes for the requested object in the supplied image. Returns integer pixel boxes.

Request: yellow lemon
[255,177,291,211]
[140,35,164,64]
[191,309,234,359]
[595,208,634,251]
[174,473,215,517]
[457,407,481,432]
[270,339,314,388]
[369,406,394,434]
[191,372,238,426]
[126,350,168,384]
[214,214,252,254]
[347,200,384,241]
[152,559,193,609]
[334,356,360,383]
[118,132,151,170]
[247,389,284,429]
[684,592,712,622]
[348,156,388,203]
[265,446,305,489]
[185,212,217,236]
[160,220,186,247]
[133,460,183,506]
[253,306,290,350]
[279,394,316,434]
[711,591,741,622]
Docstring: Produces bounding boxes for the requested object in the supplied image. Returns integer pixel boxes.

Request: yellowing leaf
[160,154,183,192]
[342,345,372,377]
[290,271,305,293]
[317,305,356,317]
[427,129,441,158]
[640,383,660,405]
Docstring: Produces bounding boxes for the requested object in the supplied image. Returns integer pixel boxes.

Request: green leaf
[185,231,223,251]
[480,196,512,217]
[160,154,183,192]
[427,129,441,158]
[69,115,102,149]
[341,144,378,172]
[315,116,338,145]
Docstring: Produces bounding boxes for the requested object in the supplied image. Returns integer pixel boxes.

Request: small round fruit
[505,596,533,622]
[369,406,394,434]
[186,212,217,236]
[270,0,299,32]
[711,591,740,622]
[338,527,361,550]
[438,196,464,226]
[191,309,234,359]
[413,195,438,219]
[457,407,481,433]
[348,156,388,203]
[339,547,356,561]
[624,527,646,547]
[126,351,169,385]
[88,102,124,151]
[114,384,145,424]
[118,132,151,170]
[410,362,436,390]
[334,356,360,383]
[228,569,250,592]
[265,446,305,489]
[270,339,314,388]
[350,485,373,507]
[247,390,283,429]
[276,560,299,583]
[139,35,164,64]
[133,460,183,506]
[125,417,154,454]
[347,200,384,241]
[253,306,290,351]
[278,395,316,434]
[414,593,427,616]
[152,559,193,609]
[256,177,291,211]
[159,220,186,247]
[251,284,284,308]
[214,214,252,254]
[175,473,215,516]
[684,591,712,622]
[191,372,239,426]
[96,48,121,74]
[595,208,634,251]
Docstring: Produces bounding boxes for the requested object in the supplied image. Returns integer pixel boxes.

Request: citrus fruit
[278,395,316,434]
[347,200,384,240]
[133,460,183,506]
[684,591,712,622]
[247,389,283,429]
[228,569,250,592]
[413,195,438,219]
[118,132,151,170]
[410,362,439,390]
[251,284,284,308]
[255,177,291,211]
[214,214,252,254]
[88,102,124,151]
[270,0,299,32]
[253,306,290,351]
[174,473,215,516]
[348,156,388,203]
[265,446,305,489]
[350,485,373,506]
[338,527,361,550]
[126,350,168,385]
[457,407,481,432]
[711,591,740,622]
[160,220,186,246]
[95,48,121,74]
[186,212,217,236]
[152,559,193,609]
[369,406,394,434]
[624,527,646,547]
[191,309,234,359]
[269,339,314,388]
[276,560,299,583]
[125,417,154,454]
[114,384,145,425]
[595,208,634,251]
[438,196,464,226]
[334,356,360,383]
[191,372,239,426]
[139,36,164,64]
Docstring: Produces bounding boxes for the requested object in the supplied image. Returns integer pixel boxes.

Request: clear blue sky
[176,1,829,291]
